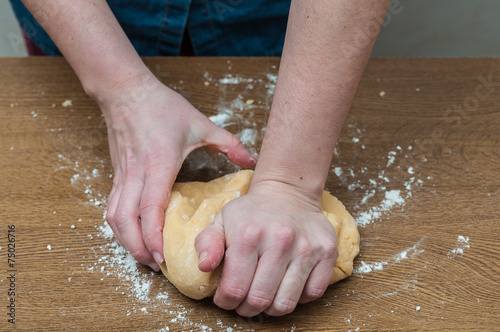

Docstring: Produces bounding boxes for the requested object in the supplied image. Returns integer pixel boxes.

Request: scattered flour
[448,235,470,258]
[265,73,278,97]
[93,240,154,302]
[204,71,278,158]
[333,167,343,177]
[209,111,232,127]
[62,99,72,107]
[331,138,430,282]
[332,145,426,227]
[356,190,404,227]
[354,238,425,274]
[213,96,256,127]
[387,151,396,167]
[237,128,258,146]
[219,75,249,85]
[90,219,244,331]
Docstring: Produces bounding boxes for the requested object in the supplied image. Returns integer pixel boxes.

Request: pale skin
[22,0,390,317]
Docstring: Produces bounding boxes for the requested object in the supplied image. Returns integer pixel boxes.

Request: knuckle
[193,232,204,248]
[144,155,179,174]
[112,177,121,187]
[113,214,137,235]
[238,225,263,249]
[228,133,244,147]
[113,209,132,224]
[106,210,116,226]
[322,240,338,260]
[272,225,296,249]
[219,284,248,303]
[125,167,138,180]
[305,285,326,300]
[129,248,150,263]
[139,203,163,216]
[301,255,317,272]
[297,240,316,258]
[298,238,328,260]
[272,297,298,315]
[246,291,273,310]
[142,231,157,249]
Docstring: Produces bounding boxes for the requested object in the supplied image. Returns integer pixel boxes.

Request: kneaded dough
[160,170,360,300]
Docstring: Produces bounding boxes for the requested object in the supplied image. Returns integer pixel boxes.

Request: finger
[113,172,158,271]
[299,257,337,304]
[105,132,124,222]
[235,249,290,317]
[139,162,178,269]
[264,256,316,317]
[106,182,122,223]
[214,226,261,310]
[106,129,120,171]
[300,235,338,303]
[204,123,257,168]
[194,214,225,272]
[234,225,296,317]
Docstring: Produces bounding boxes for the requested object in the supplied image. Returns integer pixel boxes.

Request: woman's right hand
[98,72,257,271]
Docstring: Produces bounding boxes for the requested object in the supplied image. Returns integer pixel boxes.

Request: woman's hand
[194,181,338,317]
[99,73,257,271]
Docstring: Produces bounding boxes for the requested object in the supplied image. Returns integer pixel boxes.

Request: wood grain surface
[1,57,499,331]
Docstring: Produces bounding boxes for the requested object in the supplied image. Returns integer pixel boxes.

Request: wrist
[250,168,326,208]
[86,66,165,124]
[84,62,156,105]
[250,126,333,204]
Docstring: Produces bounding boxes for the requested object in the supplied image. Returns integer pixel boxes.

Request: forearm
[21,0,150,102]
[252,0,390,203]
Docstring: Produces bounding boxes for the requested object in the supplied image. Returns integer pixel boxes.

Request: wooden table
[1,57,499,331]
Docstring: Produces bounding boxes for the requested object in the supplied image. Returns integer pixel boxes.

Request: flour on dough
[160,170,360,300]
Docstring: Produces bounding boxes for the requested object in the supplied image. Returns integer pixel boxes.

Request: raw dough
[160,170,360,300]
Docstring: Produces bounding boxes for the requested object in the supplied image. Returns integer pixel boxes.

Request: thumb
[195,214,226,272]
[203,123,258,169]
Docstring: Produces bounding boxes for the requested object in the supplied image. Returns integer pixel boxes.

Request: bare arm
[252,0,391,202]
[195,0,390,317]
[21,0,147,100]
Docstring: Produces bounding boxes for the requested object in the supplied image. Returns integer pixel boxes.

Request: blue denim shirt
[9,0,290,56]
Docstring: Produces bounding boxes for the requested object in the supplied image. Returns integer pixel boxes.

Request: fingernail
[153,251,164,266]
[198,251,208,264]
[250,154,259,162]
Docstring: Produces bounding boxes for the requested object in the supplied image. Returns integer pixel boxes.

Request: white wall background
[1,0,500,57]
[0,0,27,56]
[371,0,500,57]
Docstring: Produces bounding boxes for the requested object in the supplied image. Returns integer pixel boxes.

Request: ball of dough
[160,170,360,300]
